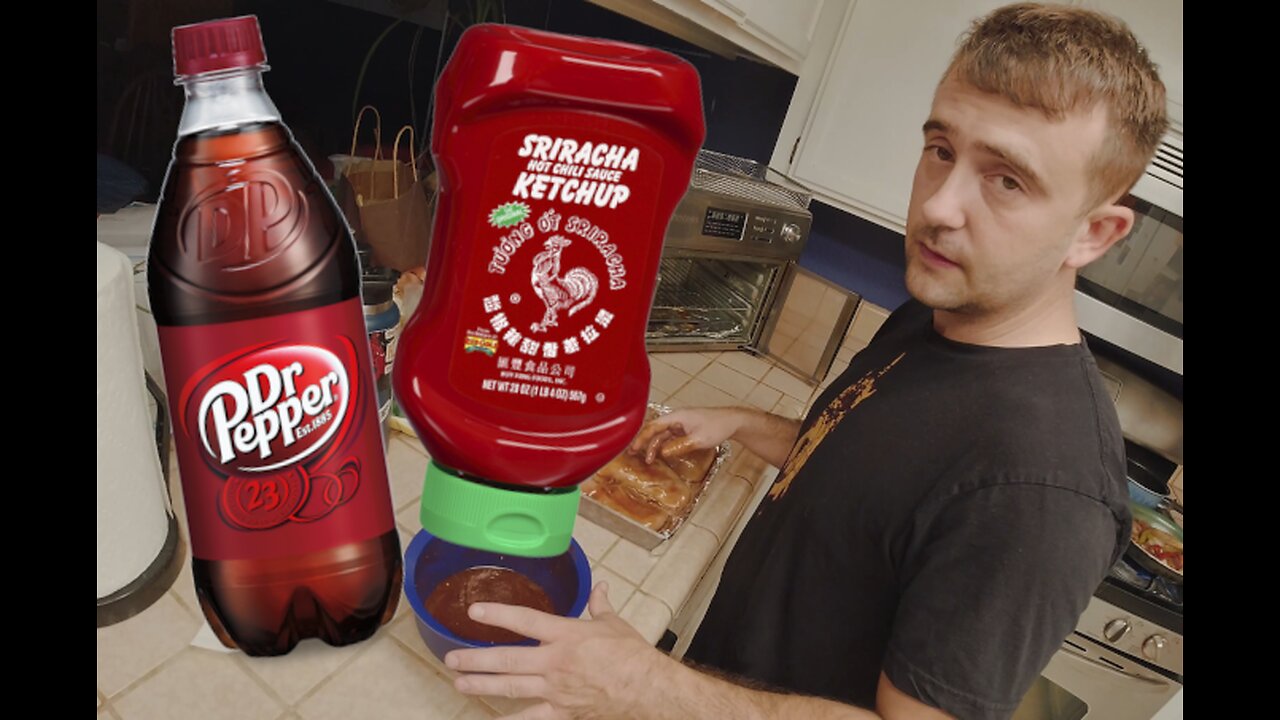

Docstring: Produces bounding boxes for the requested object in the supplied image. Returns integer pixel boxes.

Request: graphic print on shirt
[765,352,906,504]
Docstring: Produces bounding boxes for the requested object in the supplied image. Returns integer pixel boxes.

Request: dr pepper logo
[179,169,307,269]
[179,343,354,474]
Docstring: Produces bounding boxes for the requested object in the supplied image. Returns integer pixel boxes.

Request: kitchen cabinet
[769,0,1184,234]
[1078,0,1183,131]
[732,0,828,63]
[587,0,830,74]
[770,0,1011,233]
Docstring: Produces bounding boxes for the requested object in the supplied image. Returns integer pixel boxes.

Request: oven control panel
[698,206,803,248]
[666,187,812,261]
[701,207,747,239]
[1078,595,1182,677]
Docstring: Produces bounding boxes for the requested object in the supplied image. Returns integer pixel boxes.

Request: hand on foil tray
[630,407,737,465]
[581,408,724,533]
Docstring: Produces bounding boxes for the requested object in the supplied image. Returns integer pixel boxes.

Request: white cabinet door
[699,0,748,19]
[785,0,1008,232]
[737,0,827,60]
[593,0,811,74]
[1078,0,1183,130]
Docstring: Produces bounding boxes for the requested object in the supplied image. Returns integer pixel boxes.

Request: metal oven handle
[1056,634,1177,686]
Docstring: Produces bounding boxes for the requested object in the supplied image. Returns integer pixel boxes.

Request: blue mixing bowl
[403,528,591,662]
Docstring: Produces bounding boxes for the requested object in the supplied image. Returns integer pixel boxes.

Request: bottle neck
[176,67,281,137]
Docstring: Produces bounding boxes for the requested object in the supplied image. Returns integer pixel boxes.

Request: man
[444,4,1167,718]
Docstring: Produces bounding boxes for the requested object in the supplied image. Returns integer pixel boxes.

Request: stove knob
[780,223,801,243]
[1103,619,1131,642]
[1142,635,1167,661]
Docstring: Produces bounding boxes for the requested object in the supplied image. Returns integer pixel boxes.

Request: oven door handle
[1058,637,1174,686]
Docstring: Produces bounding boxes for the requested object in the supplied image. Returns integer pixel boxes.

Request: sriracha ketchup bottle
[393,25,706,557]
[148,16,401,655]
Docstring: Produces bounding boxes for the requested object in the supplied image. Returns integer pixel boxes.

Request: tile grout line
[106,645,194,707]
[167,586,202,624]
[230,652,295,715]
[633,587,677,620]
[384,628,476,695]
[594,536,619,565]
[274,633,386,713]
[656,351,778,406]
[657,369,694,402]
[393,434,430,458]
[651,363,694,400]
[599,554,658,589]
[698,364,764,405]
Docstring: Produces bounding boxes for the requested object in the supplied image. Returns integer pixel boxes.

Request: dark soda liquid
[149,122,360,324]
[149,122,402,656]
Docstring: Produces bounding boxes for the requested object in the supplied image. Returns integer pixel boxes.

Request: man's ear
[1065,203,1134,269]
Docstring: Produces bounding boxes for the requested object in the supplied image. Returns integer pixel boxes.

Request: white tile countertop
[391,430,781,719]
[95,348,854,720]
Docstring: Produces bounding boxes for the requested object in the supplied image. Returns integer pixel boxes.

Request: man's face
[904,77,1111,317]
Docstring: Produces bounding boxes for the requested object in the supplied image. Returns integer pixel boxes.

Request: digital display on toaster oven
[702,207,746,240]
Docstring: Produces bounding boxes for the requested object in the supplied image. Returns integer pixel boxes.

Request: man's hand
[631,406,801,469]
[445,582,668,720]
[444,583,939,720]
[629,408,744,464]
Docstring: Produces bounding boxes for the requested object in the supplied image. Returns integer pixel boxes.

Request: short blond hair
[946,3,1168,208]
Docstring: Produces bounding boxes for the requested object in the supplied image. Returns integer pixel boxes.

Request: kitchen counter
[393,431,779,719]
[96,349,827,720]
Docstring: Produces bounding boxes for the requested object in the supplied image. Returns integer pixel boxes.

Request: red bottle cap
[172,15,267,77]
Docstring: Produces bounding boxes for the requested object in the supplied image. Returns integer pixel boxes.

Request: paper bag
[336,108,433,271]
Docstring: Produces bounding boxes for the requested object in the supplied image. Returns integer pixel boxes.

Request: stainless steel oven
[1018,601,1182,720]
[1074,131,1183,376]
[1016,525,1184,719]
[649,151,858,382]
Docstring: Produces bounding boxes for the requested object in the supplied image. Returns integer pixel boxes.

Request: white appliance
[97,240,183,626]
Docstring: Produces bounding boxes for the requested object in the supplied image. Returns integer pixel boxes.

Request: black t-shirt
[683,299,1131,719]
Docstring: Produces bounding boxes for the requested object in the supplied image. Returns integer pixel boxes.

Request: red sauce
[424,566,555,643]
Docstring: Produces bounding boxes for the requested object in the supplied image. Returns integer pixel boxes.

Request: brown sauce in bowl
[424,566,555,643]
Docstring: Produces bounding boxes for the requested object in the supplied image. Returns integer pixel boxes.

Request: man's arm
[445,584,953,720]
[657,662,953,720]
[629,406,801,469]
[728,406,802,468]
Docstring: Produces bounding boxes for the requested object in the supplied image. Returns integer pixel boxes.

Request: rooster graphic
[529,235,598,333]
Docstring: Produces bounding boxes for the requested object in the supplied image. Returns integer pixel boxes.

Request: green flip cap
[419,461,580,557]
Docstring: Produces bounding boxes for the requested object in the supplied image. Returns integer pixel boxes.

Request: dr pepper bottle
[147,16,400,656]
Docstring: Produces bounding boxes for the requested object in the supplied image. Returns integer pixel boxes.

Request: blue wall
[799,202,910,311]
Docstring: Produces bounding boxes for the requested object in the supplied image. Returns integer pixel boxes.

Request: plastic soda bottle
[147,15,401,656]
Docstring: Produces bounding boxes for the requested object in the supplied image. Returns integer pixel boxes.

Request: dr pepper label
[158,298,394,560]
